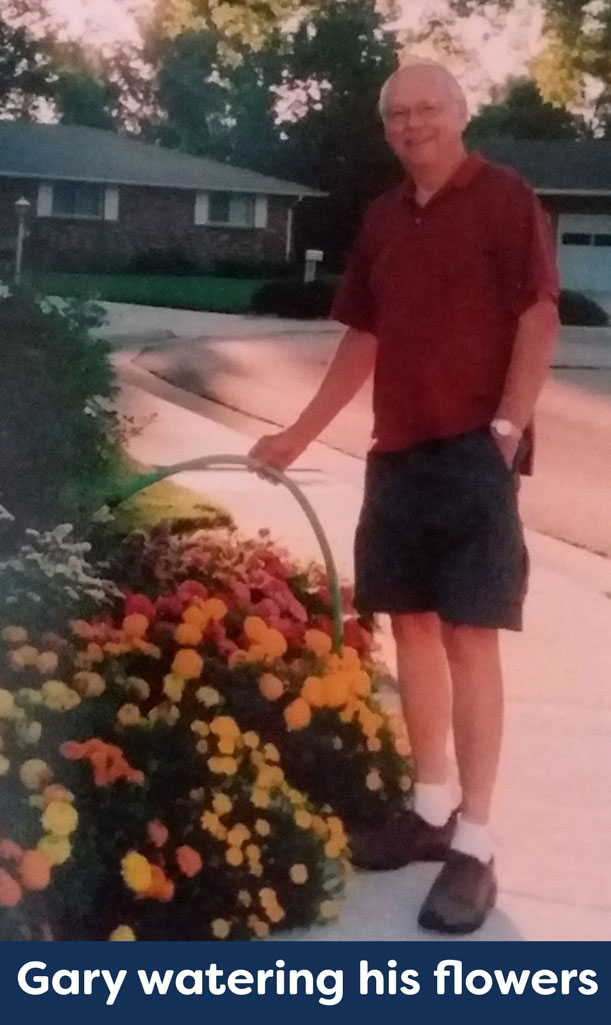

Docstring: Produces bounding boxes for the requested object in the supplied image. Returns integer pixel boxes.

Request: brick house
[0,122,323,273]
[473,139,611,300]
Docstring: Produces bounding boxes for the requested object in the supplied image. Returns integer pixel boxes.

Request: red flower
[343,618,372,653]
[155,595,183,620]
[176,581,208,602]
[124,593,156,622]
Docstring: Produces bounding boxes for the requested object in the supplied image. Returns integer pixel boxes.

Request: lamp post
[14,196,31,285]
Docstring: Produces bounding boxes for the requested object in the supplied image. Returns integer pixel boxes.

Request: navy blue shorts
[354,429,529,631]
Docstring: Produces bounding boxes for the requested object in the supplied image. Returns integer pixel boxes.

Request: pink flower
[124,593,156,622]
[147,821,169,848]
[155,595,183,619]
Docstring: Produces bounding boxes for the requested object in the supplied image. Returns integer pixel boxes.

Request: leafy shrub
[212,258,299,280]
[559,290,609,327]
[250,278,335,319]
[125,248,205,277]
[0,284,124,540]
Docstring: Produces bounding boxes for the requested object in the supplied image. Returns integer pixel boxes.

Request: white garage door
[557,213,611,292]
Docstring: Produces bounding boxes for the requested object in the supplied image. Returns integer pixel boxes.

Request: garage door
[557,213,611,292]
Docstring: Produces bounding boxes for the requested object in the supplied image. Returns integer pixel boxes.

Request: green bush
[250,278,336,319]
[559,290,609,327]
[211,258,298,280]
[125,248,205,277]
[0,284,124,541]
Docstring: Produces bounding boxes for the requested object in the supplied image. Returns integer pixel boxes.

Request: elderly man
[249,60,559,934]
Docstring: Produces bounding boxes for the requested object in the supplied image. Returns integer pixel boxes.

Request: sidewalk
[115,355,611,942]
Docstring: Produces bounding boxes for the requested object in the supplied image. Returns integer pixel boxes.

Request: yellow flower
[122,613,149,639]
[290,863,308,884]
[42,680,81,712]
[37,834,71,866]
[190,720,209,738]
[174,622,203,647]
[400,775,412,792]
[394,737,411,757]
[117,703,141,727]
[121,851,153,893]
[201,811,226,838]
[20,759,52,791]
[284,697,312,731]
[42,800,78,837]
[226,846,244,867]
[319,899,340,920]
[212,793,232,816]
[227,824,251,847]
[304,629,333,658]
[254,818,270,837]
[211,918,231,939]
[246,843,261,864]
[238,889,252,907]
[259,887,277,906]
[265,903,285,924]
[171,649,203,680]
[294,809,312,830]
[324,841,343,859]
[243,731,259,749]
[196,739,208,755]
[109,925,136,941]
[263,743,280,763]
[1,625,27,644]
[367,737,382,752]
[73,671,105,698]
[244,616,268,642]
[36,652,59,675]
[210,716,240,740]
[10,645,39,669]
[0,689,16,719]
[259,673,284,701]
[247,914,269,938]
[127,677,150,701]
[310,815,327,837]
[208,756,238,776]
[0,755,9,776]
[163,673,185,703]
[196,685,221,707]
[251,788,270,809]
[365,769,383,792]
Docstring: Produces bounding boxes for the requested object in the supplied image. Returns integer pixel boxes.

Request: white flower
[0,282,11,301]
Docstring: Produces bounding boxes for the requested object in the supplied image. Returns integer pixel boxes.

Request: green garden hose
[102,455,344,651]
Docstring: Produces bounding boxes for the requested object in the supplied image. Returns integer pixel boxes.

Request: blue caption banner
[1,941,609,1024]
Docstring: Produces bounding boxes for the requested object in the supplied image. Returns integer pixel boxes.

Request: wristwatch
[490,418,522,440]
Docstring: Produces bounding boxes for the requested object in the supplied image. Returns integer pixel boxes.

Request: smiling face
[381,65,468,173]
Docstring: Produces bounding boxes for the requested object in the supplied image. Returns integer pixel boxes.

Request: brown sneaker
[349,809,457,871]
[418,850,497,933]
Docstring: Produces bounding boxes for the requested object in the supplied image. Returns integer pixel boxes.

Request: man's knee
[441,622,499,667]
[391,611,441,648]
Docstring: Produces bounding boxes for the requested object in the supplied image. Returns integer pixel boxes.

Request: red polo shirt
[331,152,559,467]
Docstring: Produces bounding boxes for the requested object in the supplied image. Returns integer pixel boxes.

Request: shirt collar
[402,151,486,203]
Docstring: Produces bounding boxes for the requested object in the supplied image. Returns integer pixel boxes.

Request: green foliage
[466,79,589,140]
[0,4,54,117]
[0,286,124,538]
[251,278,335,319]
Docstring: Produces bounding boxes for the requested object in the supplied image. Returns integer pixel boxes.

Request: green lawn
[29,272,266,313]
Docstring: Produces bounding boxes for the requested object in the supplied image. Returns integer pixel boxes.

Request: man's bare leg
[391,612,452,785]
[441,623,503,829]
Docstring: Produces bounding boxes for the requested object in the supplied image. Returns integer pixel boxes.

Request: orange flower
[19,850,51,891]
[301,675,326,708]
[122,613,149,639]
[174,622,203,647]
[304,629,333,658]
[144,865,174,902]
[182,605,207,628]
[244,616,268,642]
[259,673,284,701]
[147,821,168,848]
[0,868,22,907]
[61,738,144,787]
[283,697,312,731]
[171,648,203,680]
[176,846,202,877]
[323,674,351,709]
[0,838,22,862]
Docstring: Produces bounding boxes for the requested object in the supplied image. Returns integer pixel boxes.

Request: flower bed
[0,521,411,941]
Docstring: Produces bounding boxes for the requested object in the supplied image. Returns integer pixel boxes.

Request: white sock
[413,781,454,827]
[451,813,494,864]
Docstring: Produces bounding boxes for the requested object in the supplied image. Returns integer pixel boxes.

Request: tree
[0,7,54,117]
[466,78,589,139]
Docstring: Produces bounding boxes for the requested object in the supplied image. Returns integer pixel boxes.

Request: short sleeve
[331,216,377,333]
[497,178,559,318]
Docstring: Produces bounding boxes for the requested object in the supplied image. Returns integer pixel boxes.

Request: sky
[44,0,545,109]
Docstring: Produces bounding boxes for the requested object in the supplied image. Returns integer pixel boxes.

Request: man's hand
[490,428,520,471]
[248,426,310,473]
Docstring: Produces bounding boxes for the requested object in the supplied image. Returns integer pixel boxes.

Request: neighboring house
[473,139,611,298]
[0,122,323,273]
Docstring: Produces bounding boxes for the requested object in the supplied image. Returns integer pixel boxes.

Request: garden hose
[99,455,345,652]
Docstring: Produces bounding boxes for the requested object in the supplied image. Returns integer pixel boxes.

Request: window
[594,234,611,247]
[562,232,592,246]
[52,182,104,219]
[208,192,255,227]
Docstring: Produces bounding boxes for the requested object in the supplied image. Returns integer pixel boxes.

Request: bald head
[379,61,467,123]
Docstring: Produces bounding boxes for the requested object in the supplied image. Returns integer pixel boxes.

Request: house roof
[0,121,324,197]
[470,138,611,194]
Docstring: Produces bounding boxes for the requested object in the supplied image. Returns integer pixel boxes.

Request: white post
[14,196,31,285]
[304,248,323,284]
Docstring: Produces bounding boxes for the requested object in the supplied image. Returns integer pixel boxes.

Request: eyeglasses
[384,102,446,124]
